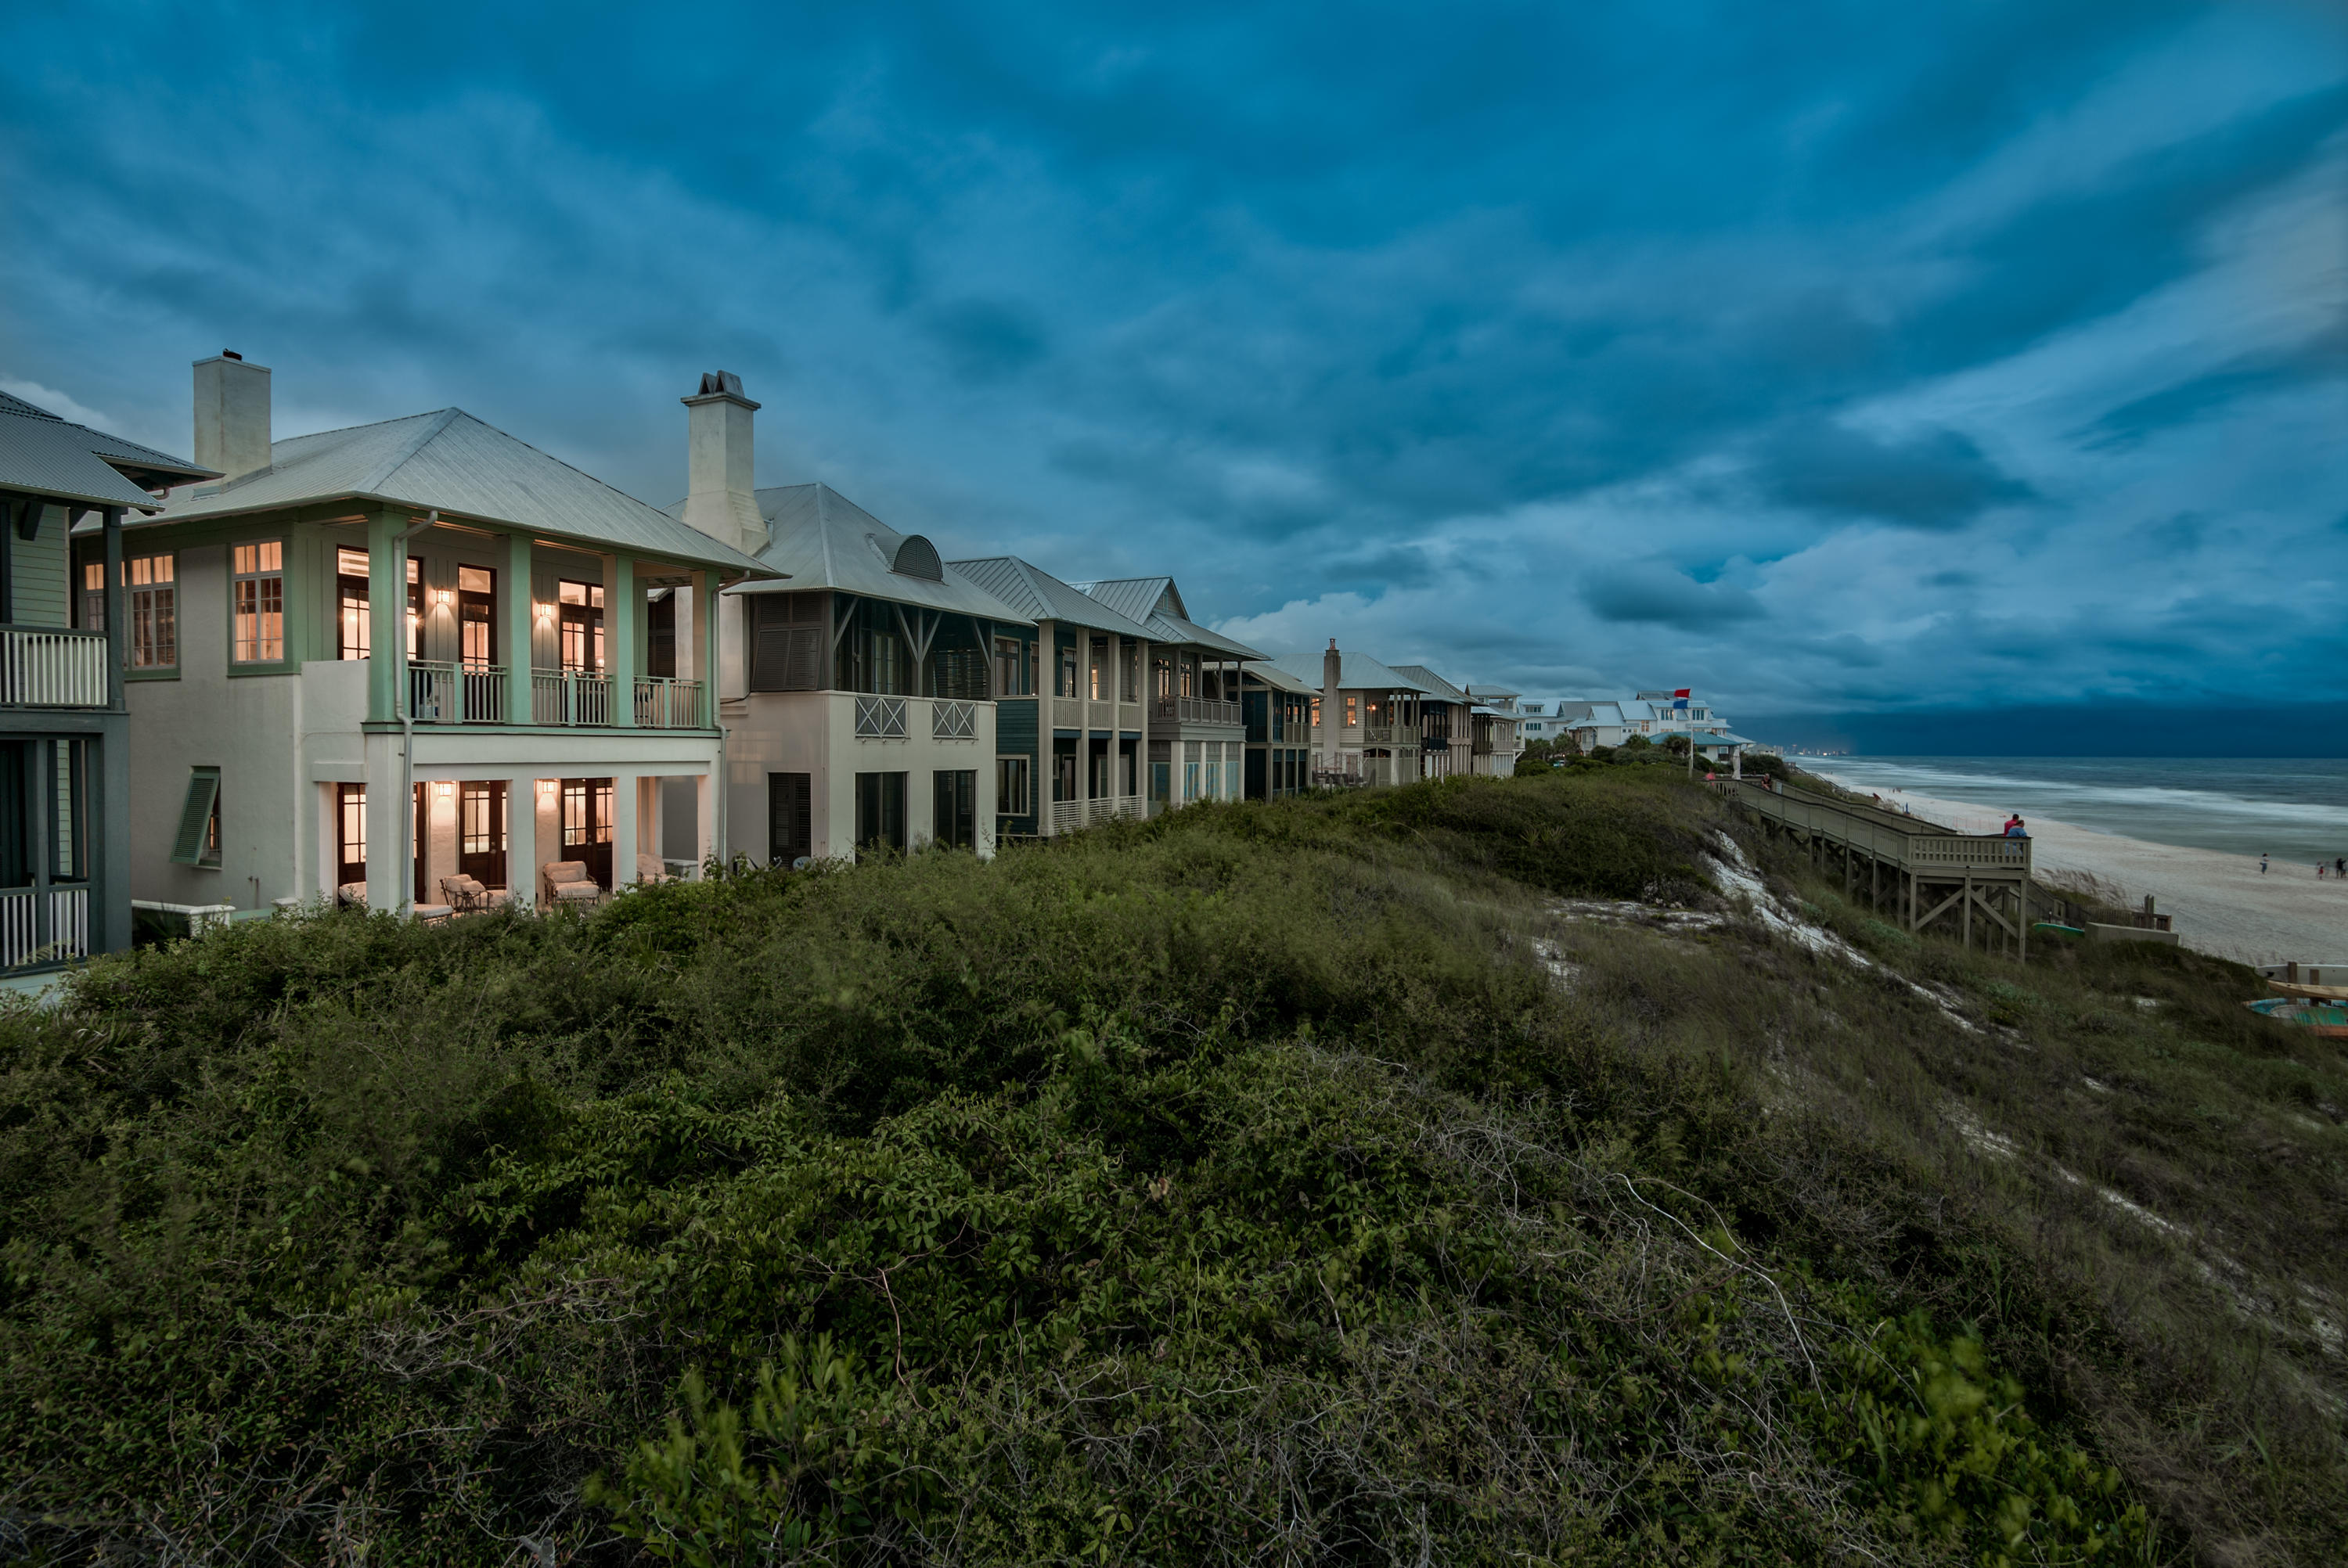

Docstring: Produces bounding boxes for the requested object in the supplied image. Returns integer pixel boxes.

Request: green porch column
[366,510,403,722]
[612,554,637,726]
[505,533,532,724]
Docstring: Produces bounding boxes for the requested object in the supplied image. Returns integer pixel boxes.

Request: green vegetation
[3,773,2339,1563]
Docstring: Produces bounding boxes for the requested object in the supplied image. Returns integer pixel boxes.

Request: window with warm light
[558,580,604,673]
[337,547,371,659]
[458,566,495,667]
[117,554,178,668]
[231,542,284,662]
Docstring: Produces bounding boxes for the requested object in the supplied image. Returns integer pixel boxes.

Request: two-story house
[1239,660,1316,800]
[0,390,216,968]
[1072,577,1263,812]
[1390,664,1473,780]
[1278,641,1429,787]
[127,354,771,916]
[1462,687,1524,776]
[945,554,1155,839]
[662,376,1035,863]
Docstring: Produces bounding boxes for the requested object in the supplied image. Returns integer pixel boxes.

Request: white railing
[409,660,509,724]
[634,676,704,728]
[0,886,88,969]
[931,699,977,740]
[855,695,908,739]
[1111,794,1143,822]
[533,671,613,725]
[0,628,108,708]
[1050,800,1083,834]
[1156,696,1241,727]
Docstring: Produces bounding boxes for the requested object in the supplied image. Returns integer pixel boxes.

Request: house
[1272,641,1431,787]
[1388,664,1472,779]
[664,376,1035,863]
[127,354,770,917]
[1239,659,1316,800]
[945,553,1157,838]
[1462,687,1524,776]
[0,389,215,968]
[1071,577,1264,811]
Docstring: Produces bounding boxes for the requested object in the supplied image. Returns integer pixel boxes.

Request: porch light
[534,600,555,623]
[434,588,454,608]
[434,779,454,800]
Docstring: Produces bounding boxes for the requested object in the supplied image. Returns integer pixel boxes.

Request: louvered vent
[891,534,944,581]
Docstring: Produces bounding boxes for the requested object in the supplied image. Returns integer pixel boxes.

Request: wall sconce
[434,779,454,800]
[434,588,454,608]
[536,779,557,800]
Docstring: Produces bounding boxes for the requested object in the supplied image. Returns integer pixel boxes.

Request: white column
[694,771,715,876]
[363,730,402,912]
[612,771,639,889]
[640,776,663,871]
[507,775,537,908]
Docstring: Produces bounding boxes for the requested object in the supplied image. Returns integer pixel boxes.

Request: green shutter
[170,768,220,865]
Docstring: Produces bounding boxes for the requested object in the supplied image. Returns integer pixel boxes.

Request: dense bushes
[2,772,2325,1562]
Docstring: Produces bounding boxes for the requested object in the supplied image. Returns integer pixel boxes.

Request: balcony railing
[0,886,88,969]
[855,695,908,739]
[0,628,107,708]
[1044,794,1144,834]
[634,676,704,728]
[1362,724,1421,747]
[1154,696,1241,727]
[1050,696,1082,730]
[932,699,978,740]
[409,661,508,724]
[533,671,613,726]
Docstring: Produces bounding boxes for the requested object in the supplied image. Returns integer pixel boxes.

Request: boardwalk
[1715,779,2038,959]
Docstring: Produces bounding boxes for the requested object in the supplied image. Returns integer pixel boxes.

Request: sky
[4,1,2343,749]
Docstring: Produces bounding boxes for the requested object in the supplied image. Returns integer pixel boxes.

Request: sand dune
[1804,775,2348,967]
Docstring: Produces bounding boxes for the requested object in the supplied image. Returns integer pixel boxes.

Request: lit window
[117,554,178,668]
[232,542,284,662]
[337,547,371,660]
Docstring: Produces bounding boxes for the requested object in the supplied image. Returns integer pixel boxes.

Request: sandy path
[1802,775,2348,967]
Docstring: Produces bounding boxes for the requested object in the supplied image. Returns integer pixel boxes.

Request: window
[80,562,104,634]
[335,784,366,887]
[996,756,1031,816]
[853,771,906,853]
[993,636,1025,697]
[750,592,827,692]
[769,773,812,866]
[118,553,178,669]
[1057,640,1078,699]
[171,767,222,867]
[558,580,604,673]
[1343,695,1359,727]
[232,542,284,662]
[1309,696,1320,728]
[1122,642,1140,703]
[1153,654,1173,699]
[933,769,976,850]
[458,565,495,667]
[1088,636,1107,701]
[337,547,371,659]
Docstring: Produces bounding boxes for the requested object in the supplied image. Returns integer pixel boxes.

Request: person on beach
[2260,853,2269,875]
[2335,856,2344,879]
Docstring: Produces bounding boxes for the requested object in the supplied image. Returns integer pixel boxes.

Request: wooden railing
[1154,696,1241,727]
[1715,779,2031,876]
[409,661,508,724]
[633,676,704,728]
[0,628,107,708]
[532,671,613,726]
[1362,723,1421,747]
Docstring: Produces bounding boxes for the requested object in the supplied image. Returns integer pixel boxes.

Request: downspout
[394,509,438,914]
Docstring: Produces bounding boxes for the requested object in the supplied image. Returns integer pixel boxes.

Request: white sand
[1805,776,2348,967]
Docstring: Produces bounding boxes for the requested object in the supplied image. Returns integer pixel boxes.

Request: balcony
[409,661,509,724]
[931,699,978,740]
[1046,794,1143,833]
[633,676,705,728]
[0,885,88,969]
[407,664,705,728]
[0,628,108,708]
[1154,696,1241,728]
[1362,724,1421,747]
[855,695,908,739]
[533,671,613,725]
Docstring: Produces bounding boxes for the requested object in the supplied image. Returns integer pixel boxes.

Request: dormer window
[889,534,943,581]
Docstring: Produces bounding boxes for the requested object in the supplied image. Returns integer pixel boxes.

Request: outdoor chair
[337,882,367,910]
[636,854,671,885]
[412,902,456,924]
[439,873,495,913]
[542,860,605,908]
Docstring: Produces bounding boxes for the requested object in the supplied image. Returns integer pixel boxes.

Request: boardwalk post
[1963,869,1972,949]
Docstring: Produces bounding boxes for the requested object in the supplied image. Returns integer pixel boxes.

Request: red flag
[1673,688,1691,699]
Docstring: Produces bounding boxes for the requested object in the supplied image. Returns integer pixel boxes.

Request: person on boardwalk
[2004,815,2027,838]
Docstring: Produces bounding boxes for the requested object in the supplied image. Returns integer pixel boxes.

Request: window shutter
[170,768,220,865]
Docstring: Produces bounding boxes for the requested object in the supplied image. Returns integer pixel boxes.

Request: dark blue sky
[5,1,2343,731]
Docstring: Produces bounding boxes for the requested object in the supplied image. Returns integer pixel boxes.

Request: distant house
[948,553,1156,837]
[1239,659,1316,800]
[1389,664,1474,779]
[0,388,215,968]
[130,354,769,916]
[1272,642,1432,788]
[1462,687,1524,776]
[1071,577,1264,812]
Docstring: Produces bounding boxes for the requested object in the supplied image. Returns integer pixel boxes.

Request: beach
[1803,774,2348,968]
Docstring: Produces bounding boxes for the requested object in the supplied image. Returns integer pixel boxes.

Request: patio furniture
[413,903,456,924]
[337,882,367,910]
[542,860,605,908]
[636,854,672,884]
[440,874,494,912]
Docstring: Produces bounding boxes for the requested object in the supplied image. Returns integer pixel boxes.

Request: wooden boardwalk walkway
[1713,778,2041,959]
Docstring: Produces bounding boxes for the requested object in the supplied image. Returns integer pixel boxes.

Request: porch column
[694,771,715,872]
[612,771,639,888]
[506,534,533,725]
[363,728,403,911]
[612,555,638,727]
[697,570,720,721]
[366,511,405,724]
[639,776,661,872]
[507,775,537,908]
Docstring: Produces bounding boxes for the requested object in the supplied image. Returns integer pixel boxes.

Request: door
[458,566,495,667]
[769,772,812,867]
[413,783,428,905]
[560,777,615,887]
[336,783,366,888]
[854,771,906,854]
[932,769,975,850]
[459,780,507,889]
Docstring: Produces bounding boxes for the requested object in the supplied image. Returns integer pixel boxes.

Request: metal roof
[137,408,771,573]
[948,555,1154,638]
[0,399,216,512]
[1266,649,1433,694]
[1068,575,1266,659]
[1244,660,1316,695]
[708,484,1031,622]
[1389,664,1468,703]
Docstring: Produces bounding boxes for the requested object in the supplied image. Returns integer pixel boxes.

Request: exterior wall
[15,506,70,627]
[996,695,1039,836]
[722,690,997,863]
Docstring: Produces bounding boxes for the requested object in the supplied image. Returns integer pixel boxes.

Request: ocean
[1791,757,2348,866]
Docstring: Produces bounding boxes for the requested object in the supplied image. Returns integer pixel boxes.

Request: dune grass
[0,771,2335,1564]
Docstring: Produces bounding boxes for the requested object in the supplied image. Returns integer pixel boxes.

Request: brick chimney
[193,351,271,483]
[680,370,765,556]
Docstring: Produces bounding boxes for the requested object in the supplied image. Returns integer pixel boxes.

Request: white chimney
[193,351,271,482]
[681,370,765,556]
[1321,637,1343,773]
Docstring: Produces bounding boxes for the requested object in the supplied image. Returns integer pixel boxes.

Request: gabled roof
[948,555,1154,638]
[1069,575,1266,659]
[1266,649,1433,694]
[707,484,1030,622]
[1390,664,1468,703]
[140,408,770,573]
[1244,660,1316,695]
[0,395,216,512]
